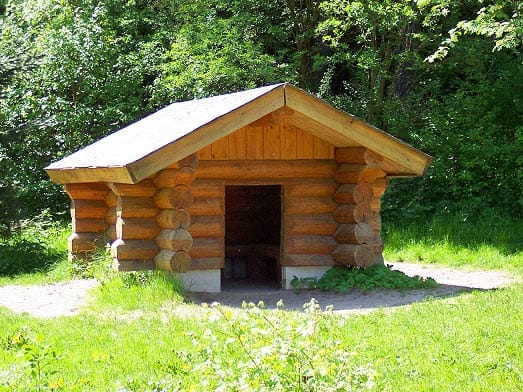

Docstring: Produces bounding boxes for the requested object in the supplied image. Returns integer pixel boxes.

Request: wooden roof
[46,83,431,184]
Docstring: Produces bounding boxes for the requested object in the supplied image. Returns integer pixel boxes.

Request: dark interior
[223,185,281,289]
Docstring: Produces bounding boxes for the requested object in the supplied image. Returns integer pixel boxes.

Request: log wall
[109,179,159,271]
[151,154,197,272]
[65,182,110,260]
[193,159,339,269]
[332,147,388,267]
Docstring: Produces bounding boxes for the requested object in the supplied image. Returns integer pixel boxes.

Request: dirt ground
[0,262,519,318]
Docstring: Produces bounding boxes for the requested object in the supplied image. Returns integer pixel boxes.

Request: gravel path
[0,262,519,318]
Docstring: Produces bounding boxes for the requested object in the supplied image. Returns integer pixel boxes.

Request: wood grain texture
[284,179,337,197]
[155,229,193,252]
[283,254,335,266]
[284,235,336,255]
[108,179,157,197]
[188,237,225,258]
[285,214,337,235]
[335,164,387,184]
[118,197,158,218]
[65,183,109,200]
[333,223,376,244]
[196,160,337,179]
[189,257,225,270]
[72,219,106,233]
[334,183,373,204]
[332,244,374,267]
[154,185,193,210]
[117,217,160,240]
[189,197,224,216]
[153,167,196,188]
[335,147,383,164]
[71,200,108,219]
[111,239,159,261]
[156,209,190,229]
[189,215,225,238]
[284,196,336,215]
[154,249,190,272]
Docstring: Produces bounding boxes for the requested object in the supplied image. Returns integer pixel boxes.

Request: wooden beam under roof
[284,84,431,176]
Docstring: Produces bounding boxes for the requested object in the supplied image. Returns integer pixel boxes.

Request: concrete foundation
[180,269,221,293]
[281,266,331,290]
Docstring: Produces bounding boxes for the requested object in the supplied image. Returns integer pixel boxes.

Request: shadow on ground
[186,262,518,313]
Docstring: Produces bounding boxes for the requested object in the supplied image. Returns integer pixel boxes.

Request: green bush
[315,265,438,293]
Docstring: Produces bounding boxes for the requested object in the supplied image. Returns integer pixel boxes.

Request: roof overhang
[46,83,431,184]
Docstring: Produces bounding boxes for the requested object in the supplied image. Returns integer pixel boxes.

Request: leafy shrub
[165,299,375,391]
[314,265,438,293]
[0,215,67,277]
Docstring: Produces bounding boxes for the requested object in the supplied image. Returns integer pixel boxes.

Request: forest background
[1,0,522,232]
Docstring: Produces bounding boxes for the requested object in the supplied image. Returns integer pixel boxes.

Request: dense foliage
[1,0,522,230]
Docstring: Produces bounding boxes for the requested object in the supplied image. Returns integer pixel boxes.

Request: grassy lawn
[0,215,522,390]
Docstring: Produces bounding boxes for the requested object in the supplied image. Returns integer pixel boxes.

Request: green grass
[0,214,522,390]
[383,214,523,276]
[1,283,522,391]
[0,219,71,286]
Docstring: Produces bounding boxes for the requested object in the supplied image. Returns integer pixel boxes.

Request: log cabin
[45,83,431,292]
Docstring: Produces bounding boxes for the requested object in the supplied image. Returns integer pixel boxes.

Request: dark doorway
[223,185,281,289]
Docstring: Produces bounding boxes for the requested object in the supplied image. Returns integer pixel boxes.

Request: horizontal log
[333,203,371,224]
[372,235,384,255]
[188,237,224,258]
[154,185,193,210]
[371,178,388,197]
[188,257,225,270]
[111,239,159,261]
[72,218,106,233]
[104,192,118,207]
[284,235,336,255]
[283,254,335,267]
[189,215,225,238]
[284,214,337,235]
[154,250,190,272]
[65,183,109,201]
[370,198,381,213]
[196,160,338,179]
[155,229,193,252]
[334,183,373,204]
[105,207,117,225]
[367,213,382,234]
[335,147,383,165]
[109,179,157,197]
[156,209,190,229]
[112,259,155,272]
[190,180,224,198]
[68,232,104,253]
[153,167,196,188]
[118,197,159,218]
[178,154,199,170]
[332,244,374,267]
[71,200,108,219]
[284,196,336,215]
[117,218,160,240]
[284,179,337,197]
[106,226,117,242]
[189,197,224,216]
[335,164,386,184]
[334,222,376,245]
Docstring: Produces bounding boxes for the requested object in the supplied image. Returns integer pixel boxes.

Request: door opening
[223,185,281,289]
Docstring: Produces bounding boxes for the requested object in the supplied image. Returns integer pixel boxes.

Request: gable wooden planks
[197,124,335,161]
